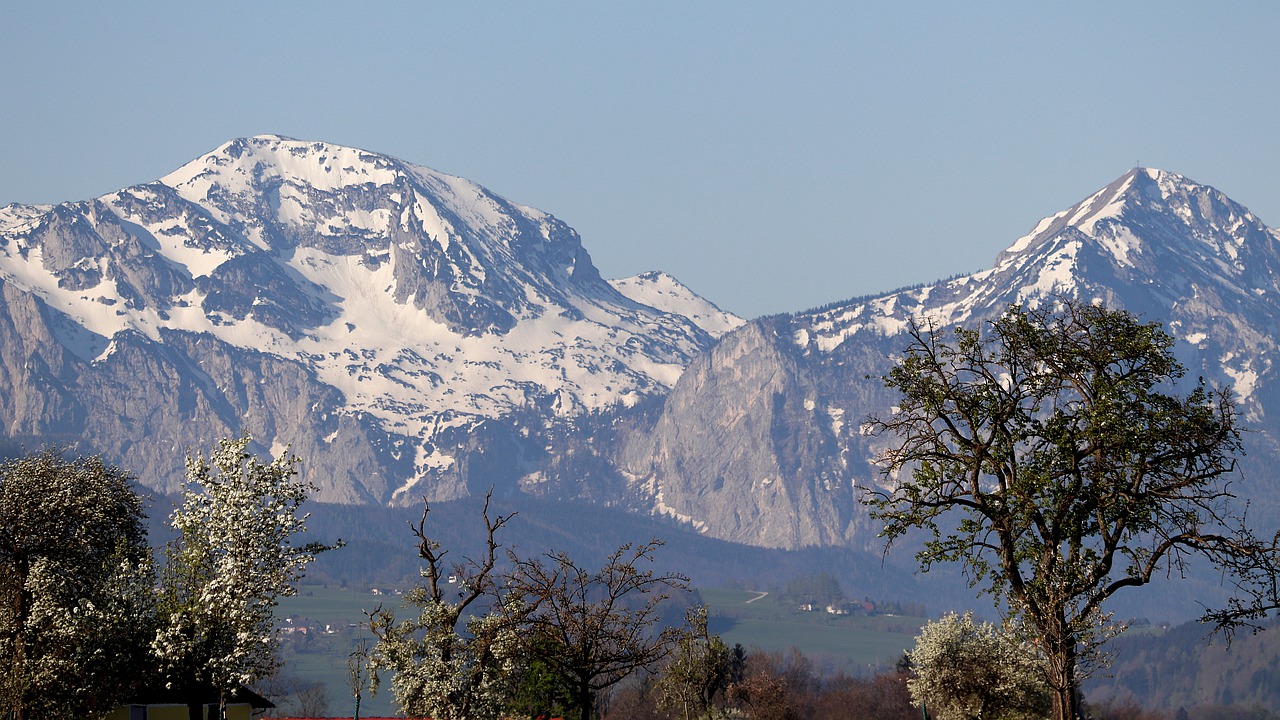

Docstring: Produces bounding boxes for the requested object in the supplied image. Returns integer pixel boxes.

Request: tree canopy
[367,491,521,720]
[153,434,335,717]
[0,449,152,720]
[864,300,1280,720]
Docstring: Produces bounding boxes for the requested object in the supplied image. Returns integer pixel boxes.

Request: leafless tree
[506,539,690,720]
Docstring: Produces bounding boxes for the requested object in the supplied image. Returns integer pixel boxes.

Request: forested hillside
[1089,621,1280,712]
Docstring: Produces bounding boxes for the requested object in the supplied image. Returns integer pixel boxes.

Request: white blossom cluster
[371,598,522,720]
[152,435,321,693]
[0,450,153,717]
[907,612,1050,720]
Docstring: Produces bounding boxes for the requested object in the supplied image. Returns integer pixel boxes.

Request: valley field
[273,584,927,715]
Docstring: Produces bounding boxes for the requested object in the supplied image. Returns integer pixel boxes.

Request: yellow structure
[107,683,272,720]
[106,702,255,720]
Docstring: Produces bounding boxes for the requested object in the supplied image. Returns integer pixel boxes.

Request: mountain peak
[994,167,1273,275]
[794,168,1280,357]
[0,137,731,498]
[609,271,744,337]
[162,135,412,202]
[152,135,621,334]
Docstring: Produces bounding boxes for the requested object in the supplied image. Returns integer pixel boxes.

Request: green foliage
[658,606,733,720]
[503,626,576,720]
[0,449,152,720]
[864,300,1275,720]
[907,612,1050,720]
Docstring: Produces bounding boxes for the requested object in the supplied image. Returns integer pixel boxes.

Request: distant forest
[1088,619,1280,713]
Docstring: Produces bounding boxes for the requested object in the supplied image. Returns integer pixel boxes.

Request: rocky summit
[616,168,1280,549]
[2,150,1278,553]
[0,135,740,503]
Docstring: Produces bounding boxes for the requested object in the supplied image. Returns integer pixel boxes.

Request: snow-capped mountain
[3,151,1277,552]
[618,168,1280,548]
[0,135,739,501]
[610,271,745,338]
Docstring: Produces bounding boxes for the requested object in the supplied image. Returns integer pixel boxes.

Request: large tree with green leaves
[153,434,334,720]
[0,449,153,720]
[864,300,1280,720]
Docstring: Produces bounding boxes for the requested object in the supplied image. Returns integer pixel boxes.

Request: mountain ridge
[616,166,1280,549]
[0,136,739,502]
[2,145,1279,559]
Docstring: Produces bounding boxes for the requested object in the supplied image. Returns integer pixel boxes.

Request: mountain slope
[0,135,738,501]
[3,153,1278,557]
[619,168,1280,549]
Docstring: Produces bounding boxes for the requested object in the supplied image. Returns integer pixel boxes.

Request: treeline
[771,571,926,617]
[605,648,916,720]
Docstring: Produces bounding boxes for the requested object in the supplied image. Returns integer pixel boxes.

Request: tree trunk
[9,560,29,720]
[577,679,592,720]
[1045,616,1080,720]
[9,632,24,720]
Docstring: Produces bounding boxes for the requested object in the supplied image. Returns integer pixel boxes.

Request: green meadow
[698,587,924,670]
[275,584,927,713]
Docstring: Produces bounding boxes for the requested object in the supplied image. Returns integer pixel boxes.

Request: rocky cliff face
[617,318,875,547]
[618,169,1280,549]
[0,136,740,500]
[3,153,1277,552]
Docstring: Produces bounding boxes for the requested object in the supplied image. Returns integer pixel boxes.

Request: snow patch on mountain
[789,167,1280,415]
[0,136,730,444]
[631,166,1280,550]
[609,271,744,336]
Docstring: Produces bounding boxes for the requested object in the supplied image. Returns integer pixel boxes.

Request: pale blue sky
[3,2,1278,318]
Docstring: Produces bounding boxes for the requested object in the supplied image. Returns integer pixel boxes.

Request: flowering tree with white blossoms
[367,490,523,720]
[908,612,1050,720]
[153,435,334,720]
[0,450,152,720]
